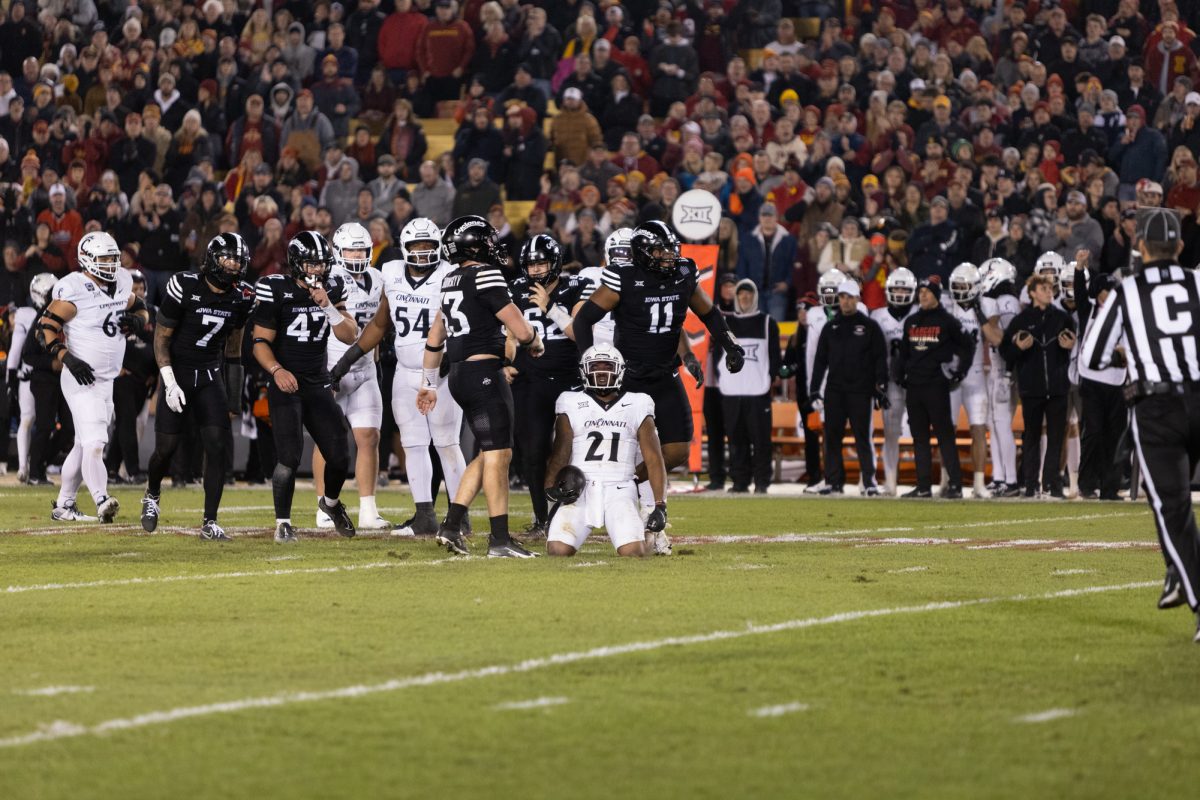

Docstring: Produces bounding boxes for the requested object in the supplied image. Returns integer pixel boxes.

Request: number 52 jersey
[555,389,655,482]
[380,259,453,370]
[53,269,134,382]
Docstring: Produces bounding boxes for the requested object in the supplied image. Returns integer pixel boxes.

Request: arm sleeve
[252,278,278,329]
[475,268,513,315]
[1080,286,1124,371]
[572,298,607,354]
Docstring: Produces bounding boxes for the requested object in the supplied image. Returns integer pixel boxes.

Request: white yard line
[13,686,94,697]
[749,702,809,718]
[887,566,929,574]
[1051,569,1097,576]
[0,581,1154,749]
[566,561,608,568]
[493,697,570,711]
[672,533,1157,552]
[1014,708,1077,724]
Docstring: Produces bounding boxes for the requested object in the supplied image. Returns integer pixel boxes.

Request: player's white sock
[1067,435,1080,496]
[17,413,33,477]
[57,441,84,507]
[81,441,109,505]
[276,518,291,525]
[973,472,988,498]
[359,495,378,523]
[405,446,435,504]
[323,495,339,507]
[436,444,467,499]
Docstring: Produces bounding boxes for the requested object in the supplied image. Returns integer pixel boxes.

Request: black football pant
[268,381,350,520]
[1079,379,1126,499]
[1020,394,1067,494]
[148,368,233,522]
[723,393,772,491]
[906,379,960,491]
[704,386,726,484]
[1130,391,1200,610]
[105,374,148,477]
[513,374,569,525]
[27,371,72,481]
[824,389,876,491]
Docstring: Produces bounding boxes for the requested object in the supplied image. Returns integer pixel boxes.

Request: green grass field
[1,483,1196,799]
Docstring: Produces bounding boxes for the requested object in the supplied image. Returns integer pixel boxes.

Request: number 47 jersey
[381,260,453,370]
[555,389,655,482]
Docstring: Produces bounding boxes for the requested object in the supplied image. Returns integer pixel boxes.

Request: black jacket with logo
[999,303,1076,398]
[897,303,974,385]
[810,309,887,395]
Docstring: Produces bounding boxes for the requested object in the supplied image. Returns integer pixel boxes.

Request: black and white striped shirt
[1081,262,1200,384]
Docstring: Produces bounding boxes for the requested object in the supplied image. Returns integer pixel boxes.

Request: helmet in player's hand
[630,220,680,277]
[885,267,916,308]
[29,272,57,310]
[287,230,335,286]
[817,268,845,308]
[550,464,587,505]
[442,215,500,265]
[400,217,442,272]
[604,227,634,267]
[332,222,372,274]
[580,344,626,395]
[519,233,562,285]
[203,232,250,289]
[948,263,981,304]
[78,231,121,283]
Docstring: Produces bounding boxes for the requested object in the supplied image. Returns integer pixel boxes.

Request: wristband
[518,331,538,348]
[270,364,282,375]
[546,304,572,331]
[159,365,179,390]
[425,342,444,352]
[322,303,344,325]
[421,367,440,389]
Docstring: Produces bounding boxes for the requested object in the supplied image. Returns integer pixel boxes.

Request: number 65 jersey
[53,269,134,382]
[380,259,453,370]
[159,271,256,370]
[555,389,655,482]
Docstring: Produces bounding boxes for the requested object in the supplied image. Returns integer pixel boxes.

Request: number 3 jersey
[509,274,588,379]
[601,258,698,378]
[438,264,512,362]
[555,389,655,482]
[52,269,134,382]
[253,272,349,383]
[327,264,384,374]
[159,271,256,370]
[380,259,452,370]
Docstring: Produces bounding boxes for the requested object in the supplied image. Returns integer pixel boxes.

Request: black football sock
[415,501,434,514]
[489,514,509,546]
[444,502,467,530]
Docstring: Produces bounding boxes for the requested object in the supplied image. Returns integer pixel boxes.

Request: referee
[1081,208,1200,641]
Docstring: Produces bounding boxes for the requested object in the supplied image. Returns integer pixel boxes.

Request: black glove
[949,371,966,388]
[116,310,142,336]
[874,386,890,410]
[682,351,703,388]
[62,352,95,385]
[722,331,745,373]
[329,344,363,391]
[5,370,17,411]
[646,502,668,532]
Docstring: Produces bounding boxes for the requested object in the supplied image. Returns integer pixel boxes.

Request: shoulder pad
[380,259,404,279]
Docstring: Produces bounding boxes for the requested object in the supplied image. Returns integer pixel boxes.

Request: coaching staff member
[1082,208,1200,641]
[1000,273,1077,499]
[896,277,974,499]
[809,280,888,496]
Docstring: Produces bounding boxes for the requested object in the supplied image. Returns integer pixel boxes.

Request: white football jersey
[381,259,452,370]
[556,389,654,483]
[949,300,985,373]
[979,293,1022,357]
[870,306,912,348]
[805,307,828,395]
[578,266,616,345]
[53,269,132,382]
[327,264,384,372]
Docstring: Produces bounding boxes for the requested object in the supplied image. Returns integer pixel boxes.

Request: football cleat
[201,520,231,541]
[864,486,881,497]
[315,505,335,529]
[646,529,673,556]
[96,495,120,523]
[436,525,471,556]
[997,483,1022,498]
[902,488,933,499]
[519,520,548,540]
[1159,565,1186,610]
[941,486,963,500]
[319,498,356,538]
[487,539,539,558]
[391,509,438,538]
[141,494,160,532]
[51,500,96,522]
[803,480,827,495]
[358,514,393,531]
[274,522,298,543]
[818,486,843,496]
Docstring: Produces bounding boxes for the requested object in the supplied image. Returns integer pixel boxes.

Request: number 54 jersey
[159,271,256,369]
[52,269,134,382]
[380,260,453,370]
[555,389,655,483]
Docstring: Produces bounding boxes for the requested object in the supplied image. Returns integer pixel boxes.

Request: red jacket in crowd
[377,9,427,71]
[416,20,475,78]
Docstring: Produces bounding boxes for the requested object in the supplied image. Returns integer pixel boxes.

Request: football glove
[873,386,890,411]
[116,310,142,336]
[62,352,95,386]
[722,332,745,373]
[330,344,363,390]
[682,351,703,388]
[646,502,668,533]
[808,393,823,413]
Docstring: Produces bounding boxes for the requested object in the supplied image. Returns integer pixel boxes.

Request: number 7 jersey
[380,259,453,370]
[555,389,655,482]
[159,271,256,369]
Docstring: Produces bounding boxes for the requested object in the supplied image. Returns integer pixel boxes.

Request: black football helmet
[630,220,681,277]
[203,232,250,289]
[551,464,587,505]
[441,215,500,265]
[287,230,335,285]
[518,233,562,285]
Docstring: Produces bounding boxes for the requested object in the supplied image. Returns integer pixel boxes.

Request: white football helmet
[29,272,58,309]
[604,227,633,266]
[580,344,625,394]
[1061,261,1077,301]
[400,217,442,272]
[332,222,372,274]
[978,257,1017,294]
[817,269,845,308]
[949,263,981,304]
[885,267,917,307]
[77,231,121,282]
[1035,250,1065,290]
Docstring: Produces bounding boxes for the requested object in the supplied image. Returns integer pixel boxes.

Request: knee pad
[272,463,295,487]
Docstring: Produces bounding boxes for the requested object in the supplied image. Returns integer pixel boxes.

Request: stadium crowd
[1,0,1198,501]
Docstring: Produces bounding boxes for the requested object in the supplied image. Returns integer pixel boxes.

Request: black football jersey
[158,271,256,369]
[601,257,699,377]
[510,274,588,379]
[253,272,348,382]
[439,264,512,362]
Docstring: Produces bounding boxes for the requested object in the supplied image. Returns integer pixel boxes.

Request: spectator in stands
[558,53,605,116]
[320,22,359,81]
[451,158,502,219]
[499,104,546,203]
[497,63,548,124]
[37,182,82,267]
[1041,190,1104,262]
[281,89,336,169]
[411,159,454,228]
[378,0,426,81]
[320,157,365,226]
[226,94,279,172]
[818,217,870,279]
[735,202,795,322]
[1108,105,1167,201]
[516,7,561,100]
[549,87,602,168]
[1145,22,1197,96]
[906,196,958,282]
[164,111,213,190]
[136,184,184,303]
[648,21,697,118]
[312,54,361,140]
[281,22,317,82]
[417,0,476,103]
[109,112,156,196]
[180,183,224,269]
[378,98,427,182]
[452,106,504,183]
[564,207,603,265]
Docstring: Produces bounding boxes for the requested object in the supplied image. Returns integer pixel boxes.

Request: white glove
[160,366,187,413]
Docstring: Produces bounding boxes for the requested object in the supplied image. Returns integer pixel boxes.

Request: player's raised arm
[308,278,358,344]
[331,294,392,384]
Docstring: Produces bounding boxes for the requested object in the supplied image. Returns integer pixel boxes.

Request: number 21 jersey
[555,389,655,482]
[380,259,452,370]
